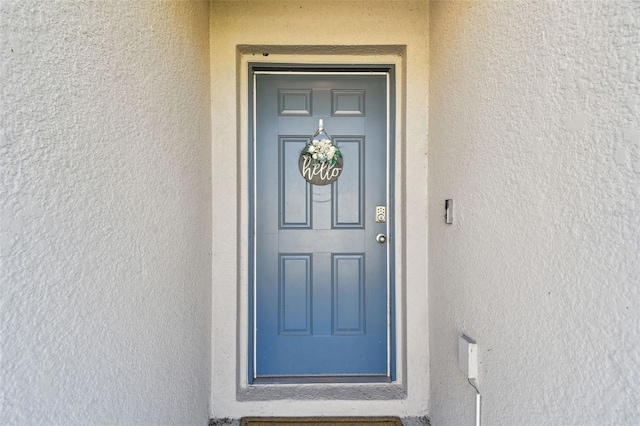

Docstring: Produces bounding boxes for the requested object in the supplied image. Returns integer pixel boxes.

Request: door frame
[248,67,396,384]
[237,49,407,401]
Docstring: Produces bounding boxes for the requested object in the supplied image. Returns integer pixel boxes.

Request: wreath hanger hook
[313,119,331,139]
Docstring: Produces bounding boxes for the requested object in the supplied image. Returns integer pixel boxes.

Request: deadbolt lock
[375,206,386,223]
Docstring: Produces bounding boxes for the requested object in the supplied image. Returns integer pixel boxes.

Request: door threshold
[253,375,391,385]
[240,417,402,426]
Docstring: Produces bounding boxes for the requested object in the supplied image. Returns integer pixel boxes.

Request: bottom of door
[253,375,391,385]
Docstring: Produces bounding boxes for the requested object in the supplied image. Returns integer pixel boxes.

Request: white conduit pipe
[469,378,481,426]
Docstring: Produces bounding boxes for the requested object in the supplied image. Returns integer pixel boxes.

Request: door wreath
[298,120,343,185]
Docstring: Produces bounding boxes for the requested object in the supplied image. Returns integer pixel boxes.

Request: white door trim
[236,47,407,401]
[250,69,394,382]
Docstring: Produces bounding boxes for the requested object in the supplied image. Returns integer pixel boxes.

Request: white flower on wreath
[302,138,342,166]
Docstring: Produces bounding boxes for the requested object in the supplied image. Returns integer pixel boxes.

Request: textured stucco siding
[429,1,640,425]
[210,0,429,419]
[0,1,211,425]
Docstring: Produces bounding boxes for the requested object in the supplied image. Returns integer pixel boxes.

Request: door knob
[376,234,387,244]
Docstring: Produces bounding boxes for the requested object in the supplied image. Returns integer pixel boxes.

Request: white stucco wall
[210,1,429,420]
[0,1,211,425]
[429,1,640,425]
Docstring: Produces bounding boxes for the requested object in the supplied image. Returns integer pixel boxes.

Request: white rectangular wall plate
[459,334,478,380]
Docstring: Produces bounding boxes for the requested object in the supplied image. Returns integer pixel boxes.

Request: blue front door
[252,70,393,381]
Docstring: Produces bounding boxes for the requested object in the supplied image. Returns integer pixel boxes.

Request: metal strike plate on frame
[375,206,386,223]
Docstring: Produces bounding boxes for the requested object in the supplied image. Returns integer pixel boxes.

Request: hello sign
[298,127,344,185]
[298,121,344,185]
[298,154,343,186]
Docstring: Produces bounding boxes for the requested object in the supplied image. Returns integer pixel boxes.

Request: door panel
[333,137,364,228]
[253,72,391,380]
[280,137,312,228]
